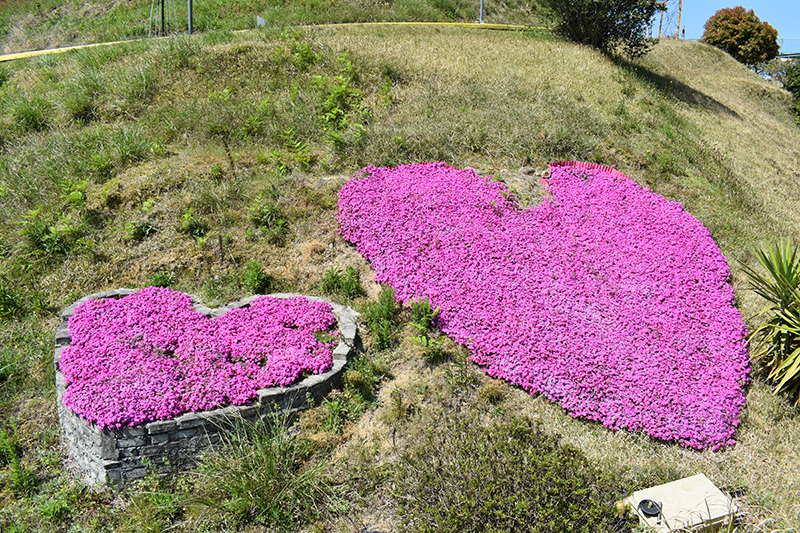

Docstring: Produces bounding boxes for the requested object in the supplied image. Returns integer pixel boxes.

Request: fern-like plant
[743,240,800,404]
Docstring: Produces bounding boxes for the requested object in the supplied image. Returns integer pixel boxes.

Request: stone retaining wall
[55,289,360,488]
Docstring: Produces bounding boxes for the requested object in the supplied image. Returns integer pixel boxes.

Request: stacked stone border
[54,289,360,488]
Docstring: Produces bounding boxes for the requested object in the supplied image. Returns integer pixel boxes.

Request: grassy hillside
[0,0,543,53]
[0,20,799,533]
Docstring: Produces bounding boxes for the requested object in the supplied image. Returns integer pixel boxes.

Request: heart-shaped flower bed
[339,161,750,450]
[59,287,337,429]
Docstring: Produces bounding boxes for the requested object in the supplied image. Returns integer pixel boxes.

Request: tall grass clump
[743,239,800,404]
[0,279,24,321]
[243,260,272,294]
[320,266,365,300]
[194,413,328,530]
[249,195,290,246]
[9,94,51,133]
[361,285,402,351]
[396,410,632,533]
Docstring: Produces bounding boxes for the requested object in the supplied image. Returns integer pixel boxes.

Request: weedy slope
[0,21,798,532]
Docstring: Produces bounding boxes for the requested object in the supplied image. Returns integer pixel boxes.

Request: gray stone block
[176,413,205,430]
[341,323,358,343]
[101,434,117,461]
[121,426,146,438]
[54,323,71,347]
[118,448,140,458]
[116,437,145,448]
[257,387,287,404]
[176,428,201,439]
[332,342,351,360]
[142,445,167,456]
[124,467,149,481]
[147,420,177,435]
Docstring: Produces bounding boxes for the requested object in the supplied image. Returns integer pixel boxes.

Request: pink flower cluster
[60,287,337,429]
[339,161,750,449]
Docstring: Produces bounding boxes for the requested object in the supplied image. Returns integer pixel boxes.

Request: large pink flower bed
[60,287,336,429]
[339,161,750,449]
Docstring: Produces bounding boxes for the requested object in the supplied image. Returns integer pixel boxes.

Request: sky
[666,0,800,54]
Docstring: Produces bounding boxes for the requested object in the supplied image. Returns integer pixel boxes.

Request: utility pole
[656,2,666,38]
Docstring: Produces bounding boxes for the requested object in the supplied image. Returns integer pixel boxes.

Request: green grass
[0,0,545,54]
[191,413,330,531]
[0,9,799,532]
[397,409,632,533]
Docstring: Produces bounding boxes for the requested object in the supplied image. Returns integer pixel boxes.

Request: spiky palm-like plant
[743,240,800,404]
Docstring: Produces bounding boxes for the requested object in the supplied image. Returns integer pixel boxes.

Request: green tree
[784,60,800,97]
[785,60,800,120]
[701,6,779,68]
[539,0,664,58]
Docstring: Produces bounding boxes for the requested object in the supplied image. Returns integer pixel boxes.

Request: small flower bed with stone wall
[54,289,359,487]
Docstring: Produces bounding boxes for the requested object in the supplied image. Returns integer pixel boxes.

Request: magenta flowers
[339,161,750,449]
[59,287,337,429]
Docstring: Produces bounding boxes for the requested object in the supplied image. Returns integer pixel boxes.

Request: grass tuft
[193,412,329,530]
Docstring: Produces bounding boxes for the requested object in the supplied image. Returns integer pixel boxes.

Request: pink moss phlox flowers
[60,287,337,429]
[338,161,750,450]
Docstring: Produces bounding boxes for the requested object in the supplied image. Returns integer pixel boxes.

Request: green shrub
[7,458,38,496]
[408,298,446,362]
[397,411,629,533]
[361,285,401,351]
[243,260,272,294]
[312,56,363,131]
[37,493,72,522]
[20,217,84,259]
[539,0,664,58]
[148,271,175,288]
[178,207,208,240]
[409,297,438,332]
[249,195,289,246]
[0,428,19,466]
[194,413,328,530]
[784,60,800,121]
[322,392,349,433]
[743,240,800,404]
[320,266,365,299]
[343,351,392,406]
[0,280,24,320]
[785,60,800,97]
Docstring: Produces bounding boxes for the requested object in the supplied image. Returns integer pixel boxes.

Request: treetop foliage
[701,6,779,67]
[539,0,665,58]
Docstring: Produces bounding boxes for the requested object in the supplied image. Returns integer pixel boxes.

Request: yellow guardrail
[0,22,545,63]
